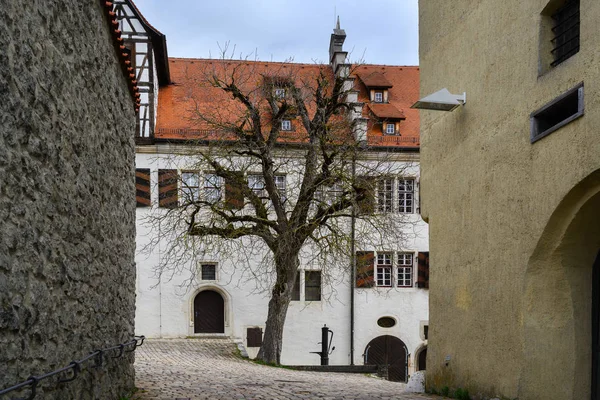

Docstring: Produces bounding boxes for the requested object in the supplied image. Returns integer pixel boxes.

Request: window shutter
[417,252,430,289]
[291,271,300,301]
[158,169,178,208]
[356,251,375,288]
[135,168,151,207]
[247,327,263,347]
[225,173,244,210]
[356,176,375,214]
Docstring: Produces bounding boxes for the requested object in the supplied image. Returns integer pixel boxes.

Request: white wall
[134,148,429,374]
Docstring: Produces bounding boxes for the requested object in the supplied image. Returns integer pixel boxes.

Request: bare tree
[142,56,414,364]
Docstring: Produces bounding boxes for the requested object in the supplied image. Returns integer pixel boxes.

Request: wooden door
[193,290,224,333]
[364,335,408,382]
[418,347,427,371]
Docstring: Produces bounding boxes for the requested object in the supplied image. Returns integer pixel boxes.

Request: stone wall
[0,1,136,399]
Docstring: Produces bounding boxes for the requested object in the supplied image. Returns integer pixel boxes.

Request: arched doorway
[521,170,600,400]
[364,335,408,382]
[417,346,427,371]
[193,290,224,333]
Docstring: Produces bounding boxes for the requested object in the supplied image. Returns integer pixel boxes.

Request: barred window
[551,0,580,67]
[181,171,200,202]
[376,253,393,287]
[204,173,222,204]
[398,179,414,213]
[200,264,216,280]
[377,178,394,213]
[397,253,413,287]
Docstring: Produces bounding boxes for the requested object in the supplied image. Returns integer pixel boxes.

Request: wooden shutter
[417,252,430,289]
[356,251,375,288]
[356,176,375,214]
[158,169,178,208]
[135,168,151,207]
[225,173,244,210]
[247,327,263,347]
[291,271,300,301]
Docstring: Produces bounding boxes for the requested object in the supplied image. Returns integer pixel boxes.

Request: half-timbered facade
[118,1,429,381]
[114,0,170,142]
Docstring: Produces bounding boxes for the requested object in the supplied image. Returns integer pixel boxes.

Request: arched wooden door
[593,251,600,400]
[418,347,427,371]
[193,290,224,333]
[364,335,408,382]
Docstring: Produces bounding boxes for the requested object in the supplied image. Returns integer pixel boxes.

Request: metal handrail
[0,335,145,400]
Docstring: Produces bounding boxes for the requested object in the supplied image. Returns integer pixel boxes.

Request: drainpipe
[350,153,356,365]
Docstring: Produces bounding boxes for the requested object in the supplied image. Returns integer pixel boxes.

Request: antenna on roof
[336,15,340,30]
[333,6,336,28]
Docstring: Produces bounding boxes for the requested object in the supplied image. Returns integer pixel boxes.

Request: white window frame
[376,253,393,287]
[275,88,286,99]
[377,178,394,213]
[281,119,292,131]
[374,91,383,103]
[397,253,414,287]
[398,178,415,214]
[203,172,222,204]
[181,171,201,203]
[274,175,287,204]
[248,174,266,198]
[385,123,395,134]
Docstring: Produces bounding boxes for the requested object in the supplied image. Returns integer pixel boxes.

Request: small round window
[377,317,396,328]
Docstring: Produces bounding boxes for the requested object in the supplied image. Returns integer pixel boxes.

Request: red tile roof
[156,59,420,148]
[102,0,140,111]
[354,65,420,147]
[357,72,393,88]
[367,103,406,119]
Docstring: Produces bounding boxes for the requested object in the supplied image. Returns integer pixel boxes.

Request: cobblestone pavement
[134,338,441,400]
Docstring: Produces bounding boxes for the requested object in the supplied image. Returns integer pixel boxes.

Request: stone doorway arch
[521,169,600,400]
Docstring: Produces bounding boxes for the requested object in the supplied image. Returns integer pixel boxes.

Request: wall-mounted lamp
[411,88,466,111]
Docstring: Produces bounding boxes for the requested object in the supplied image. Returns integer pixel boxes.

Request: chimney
[329,16,348,77]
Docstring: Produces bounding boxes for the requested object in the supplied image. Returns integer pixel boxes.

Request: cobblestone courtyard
[134,339,440,400]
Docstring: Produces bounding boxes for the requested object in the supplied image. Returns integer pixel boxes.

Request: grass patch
[250,358,294,369]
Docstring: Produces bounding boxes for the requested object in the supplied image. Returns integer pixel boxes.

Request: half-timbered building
[116,0,429,381]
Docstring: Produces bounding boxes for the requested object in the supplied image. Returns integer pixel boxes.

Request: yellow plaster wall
[418,1,600,398]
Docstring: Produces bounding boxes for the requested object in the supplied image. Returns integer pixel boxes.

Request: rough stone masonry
[0,1,136,399]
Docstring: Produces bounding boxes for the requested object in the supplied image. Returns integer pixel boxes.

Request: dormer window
[374,91,384,103]
[385,123,395,135]
[281,120,292,131]
[275,88,286,99]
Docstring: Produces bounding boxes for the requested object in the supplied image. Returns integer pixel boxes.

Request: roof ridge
[167,57,419,69]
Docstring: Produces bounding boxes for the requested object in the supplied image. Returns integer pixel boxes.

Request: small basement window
[530,82,584,143]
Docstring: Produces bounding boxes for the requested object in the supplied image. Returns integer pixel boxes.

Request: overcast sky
[133,0,419,66]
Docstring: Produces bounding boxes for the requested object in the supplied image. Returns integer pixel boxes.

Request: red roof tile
[357,72,393,88]
[353,65,420,146]
[156,59,420,148]
[367,103,406,119]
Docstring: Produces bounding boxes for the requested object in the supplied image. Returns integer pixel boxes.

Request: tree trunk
[256,248,299,364]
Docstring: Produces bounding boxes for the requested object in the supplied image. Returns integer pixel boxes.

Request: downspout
[350,152,356,365]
